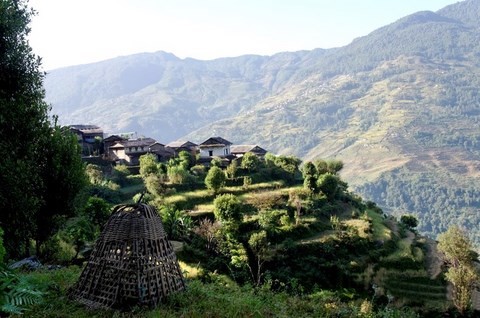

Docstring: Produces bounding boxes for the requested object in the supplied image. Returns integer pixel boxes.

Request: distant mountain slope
[44,0,480,247]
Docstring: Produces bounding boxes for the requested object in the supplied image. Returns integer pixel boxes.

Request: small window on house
[129,147,132,152]
[209,150,213,156]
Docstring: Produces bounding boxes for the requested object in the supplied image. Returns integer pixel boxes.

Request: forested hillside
[44,0,480,247]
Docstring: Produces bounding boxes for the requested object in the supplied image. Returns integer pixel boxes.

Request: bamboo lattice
[69,203,185,310]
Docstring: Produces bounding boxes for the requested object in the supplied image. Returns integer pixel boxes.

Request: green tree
[205,166,226,194]
[437,226,479,314]
[210,156,222,167]
[167,165,194,185]
[226,159,238,179]
[160,206,193,241]
[213,194,243,225]
[247,230,272,286]
[81,197,111,228]
[302,161,316,177]
[317,173,339,201]
[178,150,194,170]
[35,126,87,255]
[139,153,159,178]
[0,0,85,257]
[314,159,329,175]
[0,0,52,257]
[326,159,344,174]
[144,174,166,197]
[111,164,130,186]
[85,164,104,185]
[400,215,418,230]
[241,152,260,172]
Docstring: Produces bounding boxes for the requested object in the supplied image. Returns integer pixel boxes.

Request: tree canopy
[0,0,87,258]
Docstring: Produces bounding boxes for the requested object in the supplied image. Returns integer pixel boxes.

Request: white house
[198,137,232,158]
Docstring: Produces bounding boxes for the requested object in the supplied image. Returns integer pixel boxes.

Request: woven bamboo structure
[69,203,185,310]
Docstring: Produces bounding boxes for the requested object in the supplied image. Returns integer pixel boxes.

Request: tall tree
[35,125,87,254]
[0,0,51,257]
[0,0,87,257]
[437,226,479,315]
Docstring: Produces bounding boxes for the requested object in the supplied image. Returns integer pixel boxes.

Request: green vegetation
[2,1,480,316]
[438,226,479,315]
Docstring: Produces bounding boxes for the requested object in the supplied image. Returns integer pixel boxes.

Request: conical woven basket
[69,203,185,310]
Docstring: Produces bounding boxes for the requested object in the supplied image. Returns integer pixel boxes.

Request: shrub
[213,194,243,224]
[205,166,226,194]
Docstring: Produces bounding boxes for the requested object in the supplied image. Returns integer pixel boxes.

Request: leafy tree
[178,150,194,170]
[85,164,104,185]
[326,159,344,174]
[210,156,222,167]
[139,153,159,178]
[302,161,317,177]
[241,152,260,172]
[111,164,130,186]
[205,166,226,194]
[190,164,206,182]
[317,173,339,201]
[226,159,238,179]
[303,175,317,193]
[144,174,166,197]
[0,0,52,257]
[437,226,479,314]
[81,197,111,228]
[314,159,329,175]
[160,205,193,241]
[167,165,194,185]
[400,215,418,230]
[0,0,85,257]
[35,126,87,255]
[288,188,310,225]
[213,194,243,225]
[247,230,272,286]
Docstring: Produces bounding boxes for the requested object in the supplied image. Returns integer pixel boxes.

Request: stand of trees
[0,0,87,258]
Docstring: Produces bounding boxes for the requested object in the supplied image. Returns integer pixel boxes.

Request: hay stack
[69,203,185,310]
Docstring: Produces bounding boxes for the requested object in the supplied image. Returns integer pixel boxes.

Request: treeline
[357,167,480,247]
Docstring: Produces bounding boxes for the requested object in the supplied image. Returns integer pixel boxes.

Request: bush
[205,166,226,193]
[213,194,243,223]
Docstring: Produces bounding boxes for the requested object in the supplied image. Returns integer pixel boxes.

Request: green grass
[16,268,420,318]
[366,209,392,242]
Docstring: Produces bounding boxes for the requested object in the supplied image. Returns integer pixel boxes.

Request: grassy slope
[13,180,450,317]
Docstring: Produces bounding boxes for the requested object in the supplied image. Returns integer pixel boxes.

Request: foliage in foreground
[15,267,420,318]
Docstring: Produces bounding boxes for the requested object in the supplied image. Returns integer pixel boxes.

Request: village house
[69,124,104,156]
[230,145,268,158]
[108,137,174,165]
[198,137,233,158]
[166,140,198,158]
[103,135,127,157]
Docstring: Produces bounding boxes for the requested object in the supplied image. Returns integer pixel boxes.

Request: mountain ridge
[43,0,480,246]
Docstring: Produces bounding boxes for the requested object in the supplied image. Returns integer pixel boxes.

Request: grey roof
[231,145,267,154]
[166,141,198,148]
[103,135,126,142]
[110,138,158,148]
[69,124,103,134]
[199,137,232,147]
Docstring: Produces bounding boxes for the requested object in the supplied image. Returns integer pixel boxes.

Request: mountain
[43,0,480,247]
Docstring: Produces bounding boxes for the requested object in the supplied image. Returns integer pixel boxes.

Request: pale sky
[29,0,461,70]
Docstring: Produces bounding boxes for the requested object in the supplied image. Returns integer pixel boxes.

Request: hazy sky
[29,0,461,70]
